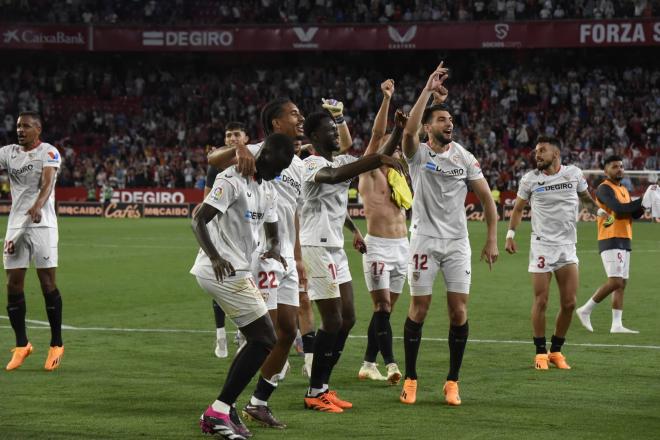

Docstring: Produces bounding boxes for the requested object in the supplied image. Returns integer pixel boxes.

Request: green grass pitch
[0,218,659,439]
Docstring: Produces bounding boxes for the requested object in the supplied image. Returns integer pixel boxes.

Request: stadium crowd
[0,50,657,195]
[2,0,656,25]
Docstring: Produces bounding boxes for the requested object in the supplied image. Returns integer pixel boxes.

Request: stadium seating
[0,48,656,191]
[1,0,656,25]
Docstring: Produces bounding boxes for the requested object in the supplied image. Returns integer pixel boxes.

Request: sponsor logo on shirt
[424,162,464,176]
[47,151,60,161]
[534,182,573,193]
[210,186,223,201]
[244,210,264,220]
[275,174,301,194]
[9,164,34,175]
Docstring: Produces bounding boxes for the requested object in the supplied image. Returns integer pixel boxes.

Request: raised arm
[403,63,449,159]
[322,98,353,153]
[364,79,394,156]
[378,109,408,156]
[314,154,404,185]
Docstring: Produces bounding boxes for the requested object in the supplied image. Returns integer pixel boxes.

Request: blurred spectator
[1,0,657,24]
[0,49,657,191]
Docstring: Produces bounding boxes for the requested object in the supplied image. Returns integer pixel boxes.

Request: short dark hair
[422,104,450,124]
[18,111,42,126]
[262,133,295,158]
[603,155,623,168]
[536,135,561,149]
[303,111,332,139]
[260,98,292,135]
[225,121,246,133]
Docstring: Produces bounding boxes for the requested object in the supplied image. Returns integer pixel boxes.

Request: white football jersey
[642,184,660,218]
[518,165,588,244]
[406,142,483,239]
[190,165,278,280]
[248,143,303,258]
[300,154,358,248]
[0,142,61,230]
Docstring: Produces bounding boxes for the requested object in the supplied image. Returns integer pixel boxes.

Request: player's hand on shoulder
[504,237,517,255]
[235,141,256,177]
[381,79,395,98]
[211,256,235,282]
[379,154,405,175]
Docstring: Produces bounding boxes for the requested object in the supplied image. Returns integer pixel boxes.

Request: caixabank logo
[388,26,417,49]
[2,28,85,46]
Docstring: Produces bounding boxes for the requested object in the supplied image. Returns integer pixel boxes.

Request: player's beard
[536,159,552,171]
[431,130,451,146]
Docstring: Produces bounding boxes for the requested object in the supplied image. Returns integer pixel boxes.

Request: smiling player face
[425,110,453,146]
[273,102,305,139]
[535,142,559,171]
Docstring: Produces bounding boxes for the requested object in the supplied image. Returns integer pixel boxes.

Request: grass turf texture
[1,218,659,439]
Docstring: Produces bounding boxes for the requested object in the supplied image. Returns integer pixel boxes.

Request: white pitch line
[0,315,77,329]
[1,324,658,350]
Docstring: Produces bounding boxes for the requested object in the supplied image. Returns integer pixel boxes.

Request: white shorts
[362,235,409,294]
[408,234,471,295]
[251,251,299,310]
[302,246,351,301]
[600,249,630,279]
[195,275,268,328]
[3,227,58,270]
[528,242,578,273]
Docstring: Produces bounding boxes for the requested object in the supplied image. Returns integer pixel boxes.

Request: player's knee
[409,301,429,322]
[7,280,24,294]
[448,308,467,326]
[39,282,57,295]
[373,300,391,313]
[533,294,549,310]
[560,299,576,313]
[256,327,277,350]
[611,278,626,290]
[276,322,298,346]
[322,313,343,333]
[341,313,356,332]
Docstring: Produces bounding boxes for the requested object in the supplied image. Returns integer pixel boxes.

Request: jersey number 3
[537,256,546,269]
